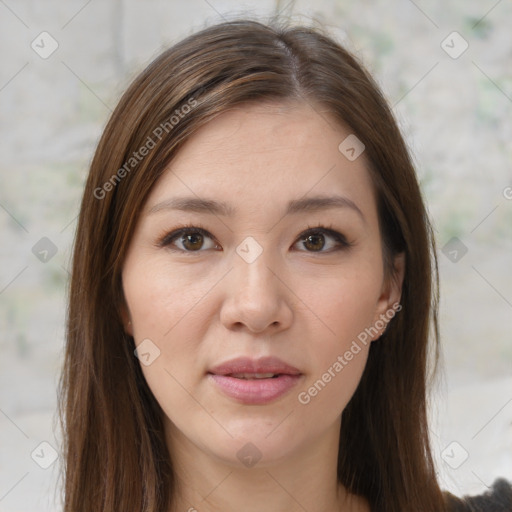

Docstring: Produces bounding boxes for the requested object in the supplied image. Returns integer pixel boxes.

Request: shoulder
[443,478,512,512]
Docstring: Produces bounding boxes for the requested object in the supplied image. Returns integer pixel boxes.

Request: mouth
[207,357,303,405]
[209,356,301,376]
[225,372,283,379]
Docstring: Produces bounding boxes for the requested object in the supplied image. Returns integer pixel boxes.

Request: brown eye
[181,232,205,251]
[302,233,326,251]
[295,227,352,253]
[159,227,220,252]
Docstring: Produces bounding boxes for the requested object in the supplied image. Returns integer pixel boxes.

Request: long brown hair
[60,18,450,511]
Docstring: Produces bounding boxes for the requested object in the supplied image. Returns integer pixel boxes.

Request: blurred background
[0,1,511,510]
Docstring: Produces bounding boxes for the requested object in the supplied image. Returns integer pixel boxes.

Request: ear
[119,300,134,337]
[371,252,405,341]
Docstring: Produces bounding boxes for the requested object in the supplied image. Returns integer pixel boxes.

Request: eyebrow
[148,195,365,222]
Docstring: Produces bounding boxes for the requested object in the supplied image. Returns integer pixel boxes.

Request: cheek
[122,258,215,405]
[294,282,373,426]
[291,260,381,409]
[123,256,215,340]
[296,259,383,343]
[297,343,369,417]
[123,266,204,427]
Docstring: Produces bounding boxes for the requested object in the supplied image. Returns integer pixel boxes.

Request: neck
[166,418,368,512]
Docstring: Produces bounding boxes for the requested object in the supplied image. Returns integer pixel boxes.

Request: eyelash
[156,223,353,254]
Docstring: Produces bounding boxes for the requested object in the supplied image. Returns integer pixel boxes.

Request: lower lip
[208,374,302,405]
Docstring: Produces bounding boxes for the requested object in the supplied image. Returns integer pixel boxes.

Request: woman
[59,19,511,511]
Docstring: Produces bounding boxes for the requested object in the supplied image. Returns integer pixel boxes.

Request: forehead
[144,102,378,225]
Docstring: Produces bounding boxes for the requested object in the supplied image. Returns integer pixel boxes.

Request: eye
[158,224,352,254]
[158,225,220,252]
[293,226,352,253]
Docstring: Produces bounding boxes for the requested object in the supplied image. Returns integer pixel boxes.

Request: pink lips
[208,356,303,405]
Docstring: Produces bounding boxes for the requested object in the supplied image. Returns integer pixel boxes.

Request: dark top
[444,478,512,511]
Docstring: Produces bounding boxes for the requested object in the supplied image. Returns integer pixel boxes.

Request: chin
[197,416,308,468]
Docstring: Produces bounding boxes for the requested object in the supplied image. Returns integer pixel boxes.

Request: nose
[219,248,293,334]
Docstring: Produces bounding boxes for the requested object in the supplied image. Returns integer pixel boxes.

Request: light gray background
[0,1,511,511]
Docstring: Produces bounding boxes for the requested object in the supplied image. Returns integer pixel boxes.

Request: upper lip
[209,356,301,376]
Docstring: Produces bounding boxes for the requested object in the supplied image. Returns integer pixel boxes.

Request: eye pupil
[304,233,325,251]
[183,233,203,250]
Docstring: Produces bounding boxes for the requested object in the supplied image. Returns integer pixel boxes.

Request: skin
[121,101,405,512]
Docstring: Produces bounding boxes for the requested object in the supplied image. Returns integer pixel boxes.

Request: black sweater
[444,478,512,511]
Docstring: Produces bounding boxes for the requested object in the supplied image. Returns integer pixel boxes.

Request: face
[121,102,404,469]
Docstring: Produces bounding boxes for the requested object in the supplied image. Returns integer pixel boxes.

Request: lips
[209,356,301,377]
[208,356,302,405]
[229,372,278,379]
